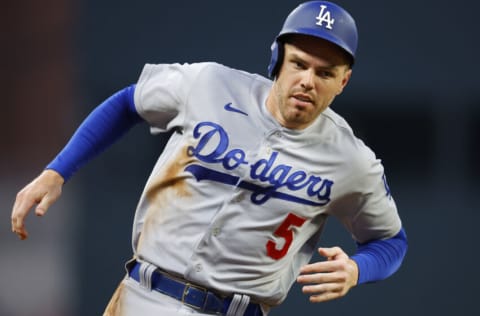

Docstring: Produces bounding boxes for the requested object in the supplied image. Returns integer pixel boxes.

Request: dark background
[1,0,479,315]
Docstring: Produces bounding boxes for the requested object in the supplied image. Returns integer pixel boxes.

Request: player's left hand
[296,246,358,303]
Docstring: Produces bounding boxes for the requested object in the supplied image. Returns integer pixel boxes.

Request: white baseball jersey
[131,62,401,306]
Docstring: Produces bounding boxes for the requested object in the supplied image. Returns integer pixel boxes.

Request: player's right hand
[11,169,64,240]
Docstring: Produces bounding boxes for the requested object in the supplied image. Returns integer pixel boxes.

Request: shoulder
[319,108,378,171]
[138,61,271,87]
[178,62,273,101]
[319,107,354,134]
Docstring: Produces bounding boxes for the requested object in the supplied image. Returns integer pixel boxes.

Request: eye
[317,70,334,78]
[292,59,306,70]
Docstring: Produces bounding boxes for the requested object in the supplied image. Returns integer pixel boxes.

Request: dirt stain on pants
[103,281,125,316]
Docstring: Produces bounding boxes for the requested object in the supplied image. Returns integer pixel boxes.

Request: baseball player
[11,1,407,315]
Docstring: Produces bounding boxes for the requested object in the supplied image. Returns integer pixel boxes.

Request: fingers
[297,268,351,303]
[35,193,56,216]
[301,282,344,303]
[298,247,347,275]
[297,260,350,284]
[11,170,64,240]
[297,246,358,303]
[11,188,38,240]
[299,268,347,303]
[318,246,347,260]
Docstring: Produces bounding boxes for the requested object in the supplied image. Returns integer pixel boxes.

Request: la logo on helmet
[316,5,335,29]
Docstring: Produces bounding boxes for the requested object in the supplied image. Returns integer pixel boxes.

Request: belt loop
[236,295,250,316]
[138,261,157,290]
[226,294,241,316]
[227,294,251,316]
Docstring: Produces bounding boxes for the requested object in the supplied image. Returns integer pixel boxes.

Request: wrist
[43,168,65,185]
[348,258,359,286]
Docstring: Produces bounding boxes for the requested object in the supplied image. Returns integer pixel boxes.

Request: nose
[300,69,314,90]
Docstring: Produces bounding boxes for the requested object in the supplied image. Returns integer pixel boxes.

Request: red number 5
[266,213,307,260]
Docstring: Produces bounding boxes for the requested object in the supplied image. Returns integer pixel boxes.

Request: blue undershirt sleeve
[351,227,408,284]
[46,84,143,181]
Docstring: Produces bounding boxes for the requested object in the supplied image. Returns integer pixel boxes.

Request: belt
[128,260,263,316]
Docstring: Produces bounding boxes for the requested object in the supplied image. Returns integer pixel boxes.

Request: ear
[337,69,352,95]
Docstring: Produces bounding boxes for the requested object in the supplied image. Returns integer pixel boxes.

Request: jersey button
[231,195,244,203]
[212,227,221,236]
[195,264,202,272]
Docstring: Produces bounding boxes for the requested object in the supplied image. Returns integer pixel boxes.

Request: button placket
[212,226,221,237]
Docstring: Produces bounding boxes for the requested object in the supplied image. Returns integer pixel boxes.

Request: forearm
[351,227,408,284]
[46,84,143,181]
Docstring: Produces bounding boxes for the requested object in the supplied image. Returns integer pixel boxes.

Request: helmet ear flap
[267,41,284,79]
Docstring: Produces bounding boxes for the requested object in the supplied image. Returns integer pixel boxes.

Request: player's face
[267,35,352,130]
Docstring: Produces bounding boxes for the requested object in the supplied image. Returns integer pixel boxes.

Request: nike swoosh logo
[224,102,248,116]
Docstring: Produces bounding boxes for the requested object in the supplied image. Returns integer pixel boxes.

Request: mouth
[292,93,314,107]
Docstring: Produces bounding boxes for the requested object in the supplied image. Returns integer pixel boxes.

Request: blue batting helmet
[268,1,358,78]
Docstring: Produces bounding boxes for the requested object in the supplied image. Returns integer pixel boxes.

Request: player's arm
[11,84,143,240]
[297,160,407,303]
[46,84,143,180]
[351,227,408,284]
[297,228,407,303]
